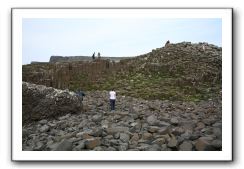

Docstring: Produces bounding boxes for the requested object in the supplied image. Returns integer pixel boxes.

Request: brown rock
[85,138,101,149]
[148,126,159,133]
[142,132,153,140]
[195,137,215,151]
[130,133,140,142]
[152,138,166,145]
[195,122,205,130]
[158,126,170,135]
[167,137,178,148]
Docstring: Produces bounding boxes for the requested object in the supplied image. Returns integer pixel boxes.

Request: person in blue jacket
[76,90,86,102]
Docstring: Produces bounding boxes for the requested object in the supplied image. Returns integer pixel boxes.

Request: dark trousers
[110,99,115,111]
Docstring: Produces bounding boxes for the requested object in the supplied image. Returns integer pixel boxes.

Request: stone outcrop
[23,42,221,101]
[23,59,119,90]
[22,82,82,124]
[22,91,222,151]
[107,42,222,101]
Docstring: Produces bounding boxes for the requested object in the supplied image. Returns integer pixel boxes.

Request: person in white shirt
[109,89,116,111]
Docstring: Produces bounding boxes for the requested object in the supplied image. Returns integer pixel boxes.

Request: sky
[22,18,222,64]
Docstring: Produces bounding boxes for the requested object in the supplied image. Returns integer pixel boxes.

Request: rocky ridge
[22,42,222,102]
[106,42,222,101]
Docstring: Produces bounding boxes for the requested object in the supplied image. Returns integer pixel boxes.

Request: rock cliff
[22,42,222,102]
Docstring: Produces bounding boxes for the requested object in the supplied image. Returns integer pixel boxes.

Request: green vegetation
[71,70,221,102]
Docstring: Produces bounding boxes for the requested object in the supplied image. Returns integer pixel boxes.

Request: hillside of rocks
[22,41,222,151]
[101,42,222,101]
[23,86,222,151]
[23,42,221,102]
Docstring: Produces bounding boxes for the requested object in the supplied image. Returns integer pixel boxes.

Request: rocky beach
[22,83,221,151]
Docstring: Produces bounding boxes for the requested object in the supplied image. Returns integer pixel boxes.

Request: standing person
[202,44,206,51]
[92,52,95,60]
[109,89,116,111]
[79,90,86,100]
[76,90,86,104]
[165,40,170,47]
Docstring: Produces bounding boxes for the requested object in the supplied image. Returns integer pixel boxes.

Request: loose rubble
[23,91,222,151]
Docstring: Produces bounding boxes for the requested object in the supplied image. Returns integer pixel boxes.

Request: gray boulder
[53,139,73,151]
[146,115,158,125]
[39,125,50,133]
[179,141,193,151]
[120,133,130,143]
[22,82,82,124]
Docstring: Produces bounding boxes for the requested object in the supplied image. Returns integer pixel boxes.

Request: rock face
[22,91,222,151]
[22,59,116,90]
[22,42,222,102]
[113,42,222,101]
[22,82,82,124]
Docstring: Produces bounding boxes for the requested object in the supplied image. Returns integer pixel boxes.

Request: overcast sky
[22,18,221,64]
